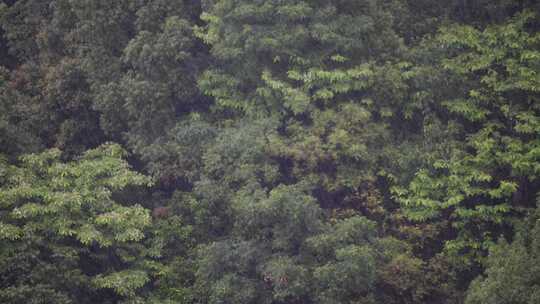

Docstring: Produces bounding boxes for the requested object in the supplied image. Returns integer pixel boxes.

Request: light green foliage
[1,0,540,303]
[93,270,150,297]
[198,0,401,113]
[199,0,418,220]
[267,62,408,193]
[395,10,540,262]
[0,143,154,303]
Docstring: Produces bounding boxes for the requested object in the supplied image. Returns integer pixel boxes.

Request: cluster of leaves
[0,0,539,303]
[394,9,540,264]
[0,143,154,303]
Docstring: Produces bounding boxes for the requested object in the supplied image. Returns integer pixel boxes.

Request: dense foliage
[0,0,539,303]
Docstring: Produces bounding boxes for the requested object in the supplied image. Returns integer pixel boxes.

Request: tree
[194,183,425,304]
[0,143,155,303]
[0,66,43,157]
[465,194,540,304]
[394,9,540,263]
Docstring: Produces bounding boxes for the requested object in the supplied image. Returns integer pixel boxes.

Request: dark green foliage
[195,185,422,304]
[0,66,43,156]
[1,0,539,303]
[465,194,540,304]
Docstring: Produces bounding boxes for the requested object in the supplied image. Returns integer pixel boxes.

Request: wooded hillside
[1,1,539,303]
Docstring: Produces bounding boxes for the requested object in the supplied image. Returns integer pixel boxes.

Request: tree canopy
[0,0,539,303]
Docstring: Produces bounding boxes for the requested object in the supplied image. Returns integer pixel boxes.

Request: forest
[0,0,539,303]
